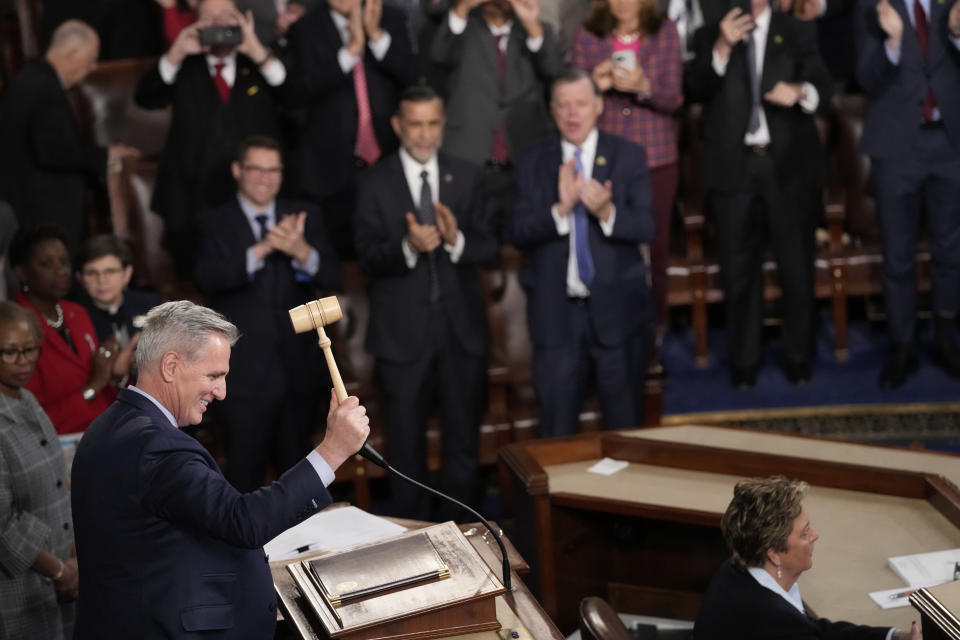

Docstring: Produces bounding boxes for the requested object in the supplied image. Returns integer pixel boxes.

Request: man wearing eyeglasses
[194,135,342,491]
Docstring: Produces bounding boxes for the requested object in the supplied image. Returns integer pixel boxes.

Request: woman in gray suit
[0,302,78,640]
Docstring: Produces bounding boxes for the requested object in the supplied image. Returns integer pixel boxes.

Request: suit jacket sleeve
[530,22,564,79]
[355,171,412,278]
[299,203,343,290]
[643,21,685,114]
[134,62,176,109]
[31,96,105,178]
[510,151,567,250]
[853,0,900,96]
[369,8,421,86]
[429,10,466,68]
[139,428,331,549]
[193,211,253,294]
[452,166,498,265]
[685,23,725,104]
[791,19,832,115]
[607,144,655,245]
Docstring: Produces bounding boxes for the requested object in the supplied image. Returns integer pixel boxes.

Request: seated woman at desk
[694,476,920,640]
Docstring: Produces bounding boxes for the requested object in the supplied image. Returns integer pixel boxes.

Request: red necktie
[353,60,382,165]
[488,33,509,164]
[913,1,937,122]
[213,61,230,103]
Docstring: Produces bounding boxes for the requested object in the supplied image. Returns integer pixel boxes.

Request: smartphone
[199,25,243,46]
[611,50,636,73]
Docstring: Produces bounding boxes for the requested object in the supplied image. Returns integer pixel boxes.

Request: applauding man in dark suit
[355,85,497,520]
[72,301,370,639]
[511,67,655,438]
[195,135,341,491]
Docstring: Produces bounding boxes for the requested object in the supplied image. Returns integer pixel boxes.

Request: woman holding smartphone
[570,0,683,349]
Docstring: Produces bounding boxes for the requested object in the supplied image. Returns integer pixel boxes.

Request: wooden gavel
[288,296,348,403]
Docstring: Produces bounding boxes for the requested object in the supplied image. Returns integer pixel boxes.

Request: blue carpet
[661,317,960,416]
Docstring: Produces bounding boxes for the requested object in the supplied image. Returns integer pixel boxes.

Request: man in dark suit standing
[0,20,139,258]
[71,300,370,639]
[195,136,341,492]
[355,85,497,520]
[855,0,960,388]
[686,0,831,389]
[511,68,654,438]
[288,0,420,259]
[135,0,288,277]
[430,0,562,239]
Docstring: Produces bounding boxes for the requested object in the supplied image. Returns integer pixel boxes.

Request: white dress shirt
[550,128,616,298]
[159,50,286,86]
[397,148,465,268]
[331,9,393,74]
[711,7,819,145]
[446,11,544,53]
[747,567,898,640]
[128,386,336,488]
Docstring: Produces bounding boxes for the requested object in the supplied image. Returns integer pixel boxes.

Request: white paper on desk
[264,506,407,562]
[869,587,916,609]
[888,548,960,588]
[587,457,629,476]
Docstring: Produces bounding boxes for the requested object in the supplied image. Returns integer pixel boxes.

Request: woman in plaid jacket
[570,0,683,342]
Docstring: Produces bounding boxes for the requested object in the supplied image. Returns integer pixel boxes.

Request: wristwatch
[82,387,96,401]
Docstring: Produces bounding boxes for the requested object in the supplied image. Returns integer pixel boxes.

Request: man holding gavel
[71,300,371,639]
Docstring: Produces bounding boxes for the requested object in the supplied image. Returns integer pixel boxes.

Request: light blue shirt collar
[129,385,179,429]
[237,195,276,239]
[747,566,805,615]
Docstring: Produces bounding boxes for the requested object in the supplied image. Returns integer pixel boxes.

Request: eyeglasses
[0,345,42,364]
[82,267,124,280]
[241,164,283,176]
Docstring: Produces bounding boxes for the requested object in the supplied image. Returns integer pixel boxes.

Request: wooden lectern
[277,521,505,640]
[912,582,960,640]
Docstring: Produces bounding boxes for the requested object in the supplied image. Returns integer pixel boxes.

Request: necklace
[44,303,64,329]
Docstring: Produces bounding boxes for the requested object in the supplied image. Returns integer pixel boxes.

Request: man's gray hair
[48,20,98,53]
[136,301,239,371]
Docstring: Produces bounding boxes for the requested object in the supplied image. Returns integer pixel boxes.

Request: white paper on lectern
[868,587,915,610]
[888,548,960,588]
[587,457,629,476]
[264,506,407,562]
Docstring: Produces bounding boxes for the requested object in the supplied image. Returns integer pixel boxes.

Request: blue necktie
[573,148,596,286]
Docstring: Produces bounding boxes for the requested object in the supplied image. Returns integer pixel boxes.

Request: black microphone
[356,443,512,591]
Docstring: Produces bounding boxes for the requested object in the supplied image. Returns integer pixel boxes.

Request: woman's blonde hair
[720,476,808,569]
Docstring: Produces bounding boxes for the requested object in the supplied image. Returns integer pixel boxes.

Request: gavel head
[289,296,342,333]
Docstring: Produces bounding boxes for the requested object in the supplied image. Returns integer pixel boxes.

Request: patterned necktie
[914,0,937,122]
[489,33,509,163]
[213,61,230,103]
[353,60,382,165]
[418,169,440,302]
[745,35,761,134]
[254,213,269,240]
[572,148,595,286]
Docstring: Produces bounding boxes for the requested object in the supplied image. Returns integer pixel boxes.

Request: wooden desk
[271,521,563,640]
[501,425,960,634]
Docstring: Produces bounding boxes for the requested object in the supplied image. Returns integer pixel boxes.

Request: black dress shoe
[783,360,812,385]
[878,344,918,389]
[730,366,757,390]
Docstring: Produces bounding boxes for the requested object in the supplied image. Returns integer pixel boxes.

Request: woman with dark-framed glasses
[0,301,78,639]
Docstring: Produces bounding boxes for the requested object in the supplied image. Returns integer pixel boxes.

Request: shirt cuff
[159,54,180,84]
[443,230,465,263]
[306,449,335,487]
[368,31,392,61]
[551,205,571,236]
[260,57,286,86]
[527,34,544,52]
[338,46,360,74]
[885,628,897,640]
[951,33,960,51]
[448,9,467,34]
[246,247,265,278]
[599,206,616,236]
[818,0,827,17]
[885,41,902,65]
[712,48,729,76]
[798,81,819,113]
[402,238,419,269]
[292,247,320,276]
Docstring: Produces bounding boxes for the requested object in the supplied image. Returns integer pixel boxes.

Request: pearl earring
[777,565,782,580]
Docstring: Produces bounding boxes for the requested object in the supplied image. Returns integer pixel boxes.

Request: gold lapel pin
[247,85,259,96]
[774,34,783,44]
[443,173,454,183]
[596,156,607,166]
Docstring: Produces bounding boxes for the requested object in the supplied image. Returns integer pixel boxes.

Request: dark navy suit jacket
[855,0,960,158]
[72,389,332,638]
[510,132,654,349]
[694,559,890,639]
